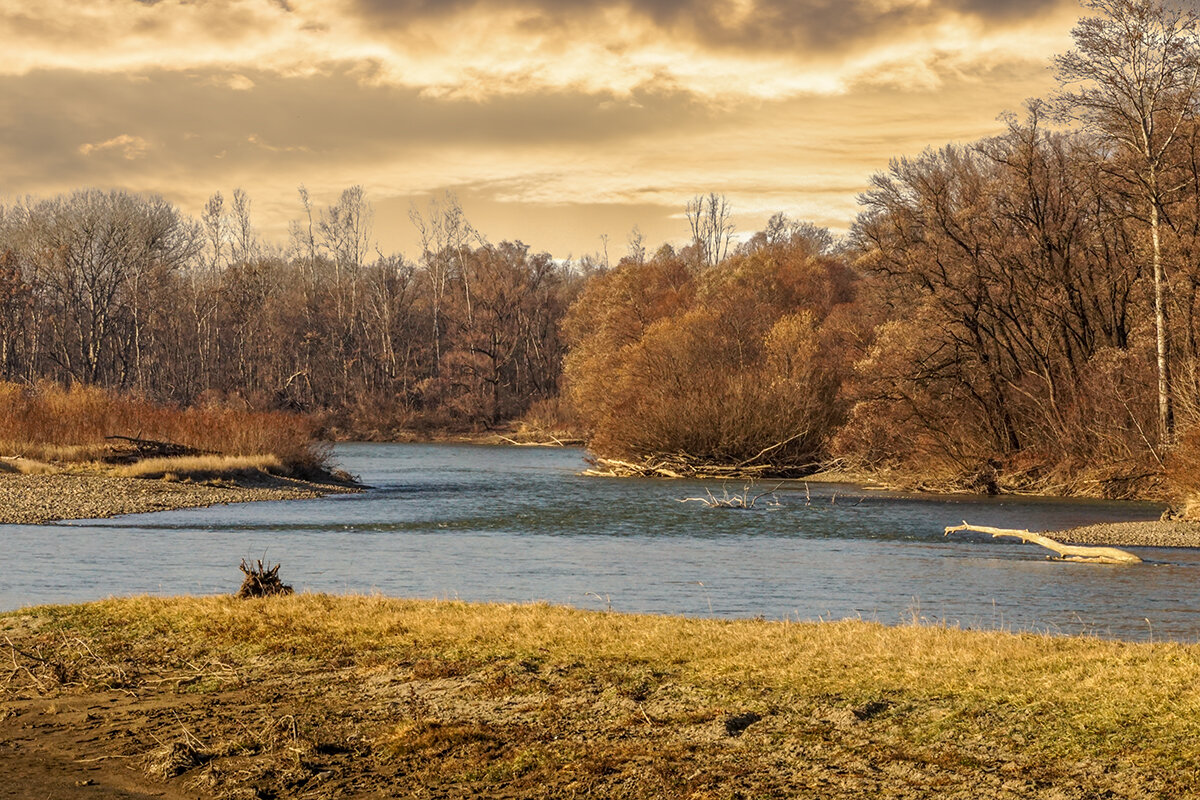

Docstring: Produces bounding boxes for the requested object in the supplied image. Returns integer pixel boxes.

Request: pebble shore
[0,473,357,524]
[1059,520,1200,549]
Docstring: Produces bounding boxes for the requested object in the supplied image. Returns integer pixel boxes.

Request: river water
[3,443,1198,641]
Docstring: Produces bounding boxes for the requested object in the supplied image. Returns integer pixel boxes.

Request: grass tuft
[0,457,58,475]
[111,454,284,481]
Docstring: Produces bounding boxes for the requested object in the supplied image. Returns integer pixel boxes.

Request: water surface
[3,443,1197,641]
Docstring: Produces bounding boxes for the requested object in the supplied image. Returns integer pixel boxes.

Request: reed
[0,381,326,474]
[110,454,285,481]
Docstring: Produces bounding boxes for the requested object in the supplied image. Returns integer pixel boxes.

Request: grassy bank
[3,596,1199,798]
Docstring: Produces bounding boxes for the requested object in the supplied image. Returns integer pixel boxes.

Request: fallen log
[103,435,209,463]
[678,482,784,509]
[944,522,1142,564]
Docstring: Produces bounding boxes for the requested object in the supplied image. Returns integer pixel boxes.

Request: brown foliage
[564,229,854,473]
[836,113,1166,494]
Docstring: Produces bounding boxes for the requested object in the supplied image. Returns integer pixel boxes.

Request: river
[3,443,1198,641]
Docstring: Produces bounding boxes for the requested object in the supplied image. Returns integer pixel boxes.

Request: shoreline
[0,472,361,525]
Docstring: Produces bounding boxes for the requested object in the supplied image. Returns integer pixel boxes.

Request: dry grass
[0,456,58,475]
[0,381,327,475]
[4,596,1200,798]
[111,454,284,481]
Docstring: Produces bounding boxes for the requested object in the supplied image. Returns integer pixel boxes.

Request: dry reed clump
[112,454,285,482]
[146,741,211,779]
[0,456,57,475]
[0,381,327,475]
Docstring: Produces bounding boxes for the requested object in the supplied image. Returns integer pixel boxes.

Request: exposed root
[237,560,295,599]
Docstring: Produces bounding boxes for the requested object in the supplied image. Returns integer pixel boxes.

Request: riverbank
[2,595,1198,799]
[0,471,361,525]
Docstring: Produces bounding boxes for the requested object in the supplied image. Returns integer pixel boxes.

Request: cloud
[0,0,1077,102]
[210,73,256,91]
[247,133,310,153]
[78,134,150,160]
[351,0,1076,52]
[0,0,1081,257]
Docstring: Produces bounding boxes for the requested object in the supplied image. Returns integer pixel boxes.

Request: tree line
[0,187,581,436]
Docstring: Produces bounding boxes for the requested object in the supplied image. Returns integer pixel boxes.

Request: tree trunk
[1151,201,1174,445]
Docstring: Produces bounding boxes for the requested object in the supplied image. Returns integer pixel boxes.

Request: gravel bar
[0,473,359,525]
[1058,520,1200,549]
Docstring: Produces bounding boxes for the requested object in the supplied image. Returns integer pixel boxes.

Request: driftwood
[236,560,295,598]
[103,435,208,463]
[944,522,1142,564]
[584,454,815,480]
[498,435,586,447]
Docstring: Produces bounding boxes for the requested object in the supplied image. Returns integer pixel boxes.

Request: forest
[4,0,1200,501]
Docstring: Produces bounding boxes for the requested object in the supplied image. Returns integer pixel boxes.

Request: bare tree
[288,185,319,280]
[201,192,226,272]
[1054,0,1200,444]
[230,188,257,265]
[626,225,646,265]
[320,186,373,282]
[409,191,480,375]
[19,190,199,385]
[685,193,735,269]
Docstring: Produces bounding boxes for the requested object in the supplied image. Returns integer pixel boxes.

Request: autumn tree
[842,114,1155,490]
[564,220,854,473]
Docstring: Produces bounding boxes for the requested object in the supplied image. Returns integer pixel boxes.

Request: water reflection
[2,443,1196,642]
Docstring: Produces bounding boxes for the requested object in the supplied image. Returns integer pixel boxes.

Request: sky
[0,0,1084,260]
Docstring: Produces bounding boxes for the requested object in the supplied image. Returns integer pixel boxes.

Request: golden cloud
[0,0,1083,256]
[0,0,1077,100]
[77,134,150,160]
